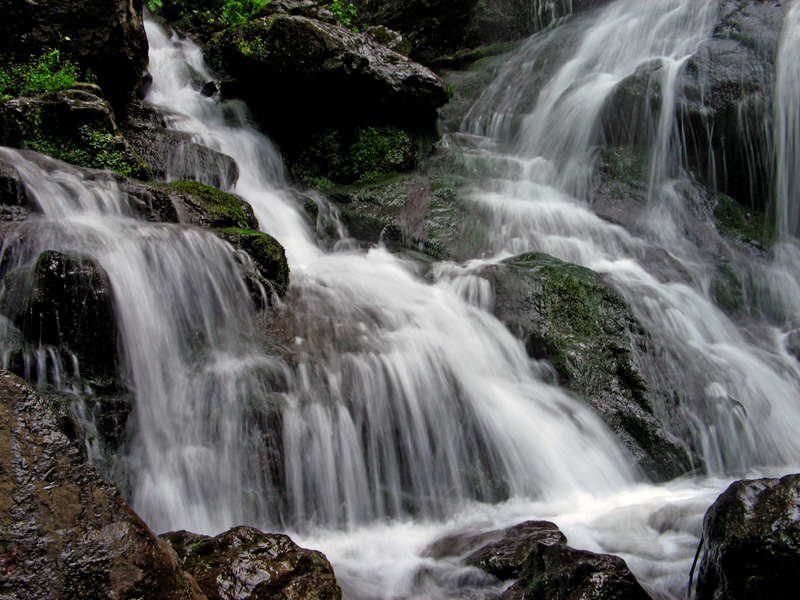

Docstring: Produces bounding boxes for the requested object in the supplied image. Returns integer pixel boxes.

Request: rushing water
[3,1,800,599]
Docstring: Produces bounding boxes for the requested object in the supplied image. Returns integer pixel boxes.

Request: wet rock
[162,525,342,600]
[217,228,290,300]
[0,156,31,221]
[0,0,148,113]
[484,252,693,481]
[23,250,118,382]
[162,181,290,300]
[677,0,791,211]
[205,13,447,184]
[501,541,652,600]
[0,371,204,600]
[163,180,259,231]
[464,521,567,580]
[695,473,800,600]
[0,88,152,180]
[122,101,239,189]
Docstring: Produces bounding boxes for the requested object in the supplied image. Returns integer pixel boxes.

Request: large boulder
[0,371,205,600]
[501,542,652,600]
[204,12,448,184]
[0,0,148,113]
[483,252,693,481]
[0,87,152,180]
[695,473,800,600]
[162,526,342,600]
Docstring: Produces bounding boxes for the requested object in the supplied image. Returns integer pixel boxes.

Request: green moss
[26,126,152,180]
[713,193,773,251]
[430,41,518,70]
[166,181,257,229]
[292,125,414,186]
[218,227,289,296]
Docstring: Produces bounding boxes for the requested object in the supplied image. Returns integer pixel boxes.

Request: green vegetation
[218,227,290,296]
[0,49,82,101]
[148,0,270,26]
[28,126,151,179]
[165,180,257,229]
[713,192,773,251]
[294,125,414,186]
[319,1,359,31]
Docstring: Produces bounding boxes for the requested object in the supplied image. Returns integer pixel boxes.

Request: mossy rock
[164,180,259,230]
[0,88,152,180]
[485,252,692,480]
[713,192,772,252]
[218,227,290,298]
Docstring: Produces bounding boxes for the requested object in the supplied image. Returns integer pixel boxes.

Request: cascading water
[774,2,800,239]
[143,19,636,534]
[4,1,800,599]
[457,0,800,476]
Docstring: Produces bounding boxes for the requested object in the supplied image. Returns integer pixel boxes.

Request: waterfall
[141,20,636,532]
[451,0,800,476]
[3,2,800,599]
[774,2,800,239]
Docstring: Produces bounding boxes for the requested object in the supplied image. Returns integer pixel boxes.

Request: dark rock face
[502,542,652,600]
[122,101,240,189]
[677,0,789,211]
[162,525,342,600]
[0,88,152,180]
[695,474,800,600]
[23,250,118,381]
[0,371,205,600]
[0,157,30,221]
[352,0,610,64]
[0,0,148,112]
[484,252,693,481]
[464,521,567,580]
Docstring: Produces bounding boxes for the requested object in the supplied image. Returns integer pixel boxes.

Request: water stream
[2,1,800,599]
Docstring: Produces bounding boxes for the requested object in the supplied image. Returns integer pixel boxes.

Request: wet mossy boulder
[0,0,148,113]
[0,87,152,180]
[483,252,692,480]
[162,181,290,299]
[164,180,259,230]
[501,542,652,600]
[695,473,800,600]
[162,525,342,600]
[0,371,205,600]
[218,227,290,299]
[204,13,447,184]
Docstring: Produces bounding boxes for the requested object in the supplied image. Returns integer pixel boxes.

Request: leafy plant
[148,0,269,25]
[320,1,360,31]
[0,48,80,101]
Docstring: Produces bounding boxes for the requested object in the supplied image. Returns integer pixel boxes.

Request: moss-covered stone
[713,192,772,252]
[0,88,152,179]
[485,252,692,480]
[218,227,290,298]
[164,180,259,230]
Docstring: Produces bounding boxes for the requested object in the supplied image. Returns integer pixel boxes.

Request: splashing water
[3,1,800,599]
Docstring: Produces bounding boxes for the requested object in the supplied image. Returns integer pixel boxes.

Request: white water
[774,2,800,239]
[3,1,800,599]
